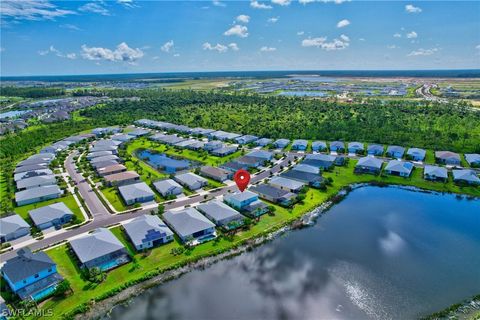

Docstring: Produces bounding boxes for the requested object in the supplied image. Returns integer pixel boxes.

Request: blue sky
[1,0,479,76]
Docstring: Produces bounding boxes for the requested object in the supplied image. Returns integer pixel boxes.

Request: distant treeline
[80,89,480,153]
[0,86,66,98]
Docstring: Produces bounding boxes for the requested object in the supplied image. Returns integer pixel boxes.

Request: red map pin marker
[233,169,250,192]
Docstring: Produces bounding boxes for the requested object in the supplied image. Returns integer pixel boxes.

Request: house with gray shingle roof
[312,141,327,152]
[91,160,119,170]
[123,215,174,251]
[291,139,308,151]
[1,248,63,301]
[90,154,119,164]
[367,144,384,156]
[385,160,414,177]
[348,142,364,154]
[330,141,345,153]
[16,175,57,191]
[293,164,319,174]
[118,182,155,205]
[104,171,140,186]
[15,185,62,206]
[204,140,223,151]
[111,134,135,143]
[197,200,245,229]
[303,154,336,170]
[464,154,480,167]
[255,138,273,147]
[452,169,480,185]
[175,139,198,148]
[250,184,296,206]
[386,146,405,159]
[14,169,53,182]
[424,165,448,182]
[235,135,258,145]
[355,157,383,175]
[87,151,114,160]
[174,172,208,190]
[0,214,30,243]
[200,166,232,182]
[28,202,73,230]
[14,164,49,174]
[163,208,216,243]
[273,139,290,149]
[69,228,130,270]
[407,148,426,161]
[153,179,183,197]
[127,129,150,137]
[185,141,205,151]
[270,176,305,193]
[224,191,269,217]
[97,164,126,176]
[281,170,324,187]
[246,150,273,161]
[210,146,238,157]
[435,151,461,166]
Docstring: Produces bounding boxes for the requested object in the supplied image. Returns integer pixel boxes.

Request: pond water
[108,186,480,320]
[279,91,328,97]
[137,150,191,174]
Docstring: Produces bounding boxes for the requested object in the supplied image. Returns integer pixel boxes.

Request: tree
[53,280,72,297]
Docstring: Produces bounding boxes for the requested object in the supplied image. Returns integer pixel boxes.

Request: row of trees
[0,86,66,98]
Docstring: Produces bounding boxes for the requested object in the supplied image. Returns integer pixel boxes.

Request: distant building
[384,160,414,177]
[200,166,232,182]
[302,154,336,170]
[204,140,223,151]
[329,141,345,153]
[465,154,480,167]
[348,142,364,154]
[407,148,426,161]
[235,135,258,145]
[15,185,62,206]
[123,215,174,251]
[1,248,63,301]
[174,172,208,190]
[435,151,461,166]
[197,200,245,229]
[246,150,273,161]
[273,139,290,149]
[111,134,135,143]
[367,144,384,156]
[210,146,238,157]
[0,214,30,243]
[118,182,155,205]
[70,228,130,271]
[153,179,183,197]
[424,165,448,182]
[386,146,405,159]
[255,138,273,146]
[291,139,308,151]
[87,151,114,160]
[163,208,216,243]
[90,154,119,164]
[311,141,327,152]
[355,157,383,175]
[452,169,480,185]
[127,129,150,137]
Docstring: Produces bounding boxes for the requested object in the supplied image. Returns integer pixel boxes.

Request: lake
[278,91,328,97]
[137,150,191,174]
[108,186,480,320]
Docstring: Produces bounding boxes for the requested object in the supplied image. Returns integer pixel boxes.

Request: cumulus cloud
[228,43,239,51]
[476,44,480,50]
[300,0,349,4]
[297,31,305,36]
[161,40,174,53]
[387,45,397,49]
[224,24,248,38]
[260,46,276,52]
[405,4,422,13]
[236,14,250,23]
[407,48,438,56]
[38,45,76,59]
[117,0,138,9]
[81,42,144,63]
[336,19,350,28]
[272,0,291,6]
[60,24,81,31]
[250,0,272,9]
[0,0,75,22]
[302,34,350,50]
[78,2,110,16]
[212,0,226,7]
[202,42,228,53]
[393,33,402,38]
[406,31,418,38]
[268,16,279,23]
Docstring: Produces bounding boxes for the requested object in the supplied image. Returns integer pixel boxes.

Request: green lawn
[14,194,85,225]
[100,187,130,212]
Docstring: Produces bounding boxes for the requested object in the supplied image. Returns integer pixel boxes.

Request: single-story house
[104,171,140,186]
[70,228,130,271]
[407,148,426,161]
[273,139,290,149]
[0,214,30,243]
[210,146,238,157]
[235,135,258,145]
[250,184,296,206]
[90,160,120,170]
[435,151,461,166]
[191,127,216,136]
[97,164,127,177]
[123,215,174,251]
[15,185,62,206]
[90,154,120,164]
[452,169,480,185]
[281,170,324,187]
[234,155,266,168]
[174,172,208,190]
[291,139,308,151]
[293,164,319,174]
[153,179,183,197]
[87,151,113,160]
[355,157,383,174]
[1,248,63,301]
[89,145,118,154]
[118,182,155,205]
[424,165,448,182]
[16,175,57,191]
[269,176,305,193]
[92,139,121,148]
[347,142,364,154]
[111,134,135,143]
[163,208,216,243]
[14,164,48,174]
[224,191,268,217]
[221,161,249,173]
[200,166,232,182]
[91,127,122,136]
[127,129,150,137]
[197,200,245,229]
[465,154,480,167]
[208,130,241,141]
[159,135,186,145]
[204,140,224,151]
[386,145,405,159]
[385,160,414,177]
[174,139,198,149]
[14,169,53,182]
[329,141,345,153]
[185,141,205,150]
[312,141,327,152]
[28,202,74,230]
[302,154,336,170]
[17,157,49,168]
[246,150,273,161]
[367,144,384,156]
[255,138,273,146]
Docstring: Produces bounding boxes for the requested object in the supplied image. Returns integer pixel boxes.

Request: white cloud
[81,42,144,63]
[0,0,75,22]
[260,46,277,52]
[60,24,81,31]
[236,14,250,23]
[228,43,239,51]
[301,0,349,4]
[393,33,402,38]
[268,16,279,23]
[406,31,418,39]
[407,48,438,56]
[336,19,350,28]
[202,42,228,53]
[173,53,180,57]
[387,45,397,49]
[250,0,272,9]
[476,44,480,50]
[0,47,5,53]
[297,31,305,36]
[272,0,291,6]
[117,0,138,9]
[38,45,76,59]
[161,40,174,53]
[299,0,316,4]
[405,4,422,13]
[212,0,226,7]
[224,24,248,38]
[302,35,350,50]
[358,38,365,41]
[78,2,110,16]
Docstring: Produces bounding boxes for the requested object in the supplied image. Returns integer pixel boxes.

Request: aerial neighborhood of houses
[0,117,479,308]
